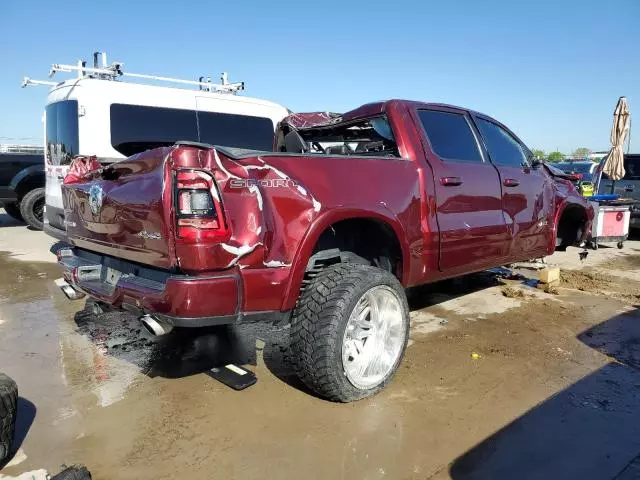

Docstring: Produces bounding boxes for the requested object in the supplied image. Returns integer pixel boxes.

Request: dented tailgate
[62,148,176,269]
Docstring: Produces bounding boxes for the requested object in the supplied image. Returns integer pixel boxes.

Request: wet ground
[1,210,640,479]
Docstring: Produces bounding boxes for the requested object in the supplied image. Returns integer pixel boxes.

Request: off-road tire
[0,373,18,467]
[19,188,45,230]
[51,465,93,480]
[2,203,23,222]
[290,263,409,402]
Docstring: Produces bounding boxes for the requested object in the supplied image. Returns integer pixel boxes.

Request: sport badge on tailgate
[89,184,104,216]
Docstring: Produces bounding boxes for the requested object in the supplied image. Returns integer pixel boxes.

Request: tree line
[531,147,593,162]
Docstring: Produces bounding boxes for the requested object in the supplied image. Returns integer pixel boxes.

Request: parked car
[554,161,598,182]
[0,146,45,229]
[597,153,640,229]
[553,161,598,196]
[56,99,593,402]
[25,53,289,241]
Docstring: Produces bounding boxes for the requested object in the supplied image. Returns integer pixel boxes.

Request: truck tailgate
[62,149,176,269]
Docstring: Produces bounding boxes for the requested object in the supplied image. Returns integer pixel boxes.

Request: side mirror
[531,157,543,168]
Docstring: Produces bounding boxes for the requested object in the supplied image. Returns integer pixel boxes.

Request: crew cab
[56,100,593,402]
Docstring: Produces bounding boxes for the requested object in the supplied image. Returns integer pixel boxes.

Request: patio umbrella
[603,96,630,181]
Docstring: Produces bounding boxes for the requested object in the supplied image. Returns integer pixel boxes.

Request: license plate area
[104,267,122,286]
[76,265,102,282]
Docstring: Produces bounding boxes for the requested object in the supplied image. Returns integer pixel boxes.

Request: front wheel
[290,263,409,402]
[19,188,45,230]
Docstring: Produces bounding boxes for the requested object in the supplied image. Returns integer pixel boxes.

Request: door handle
[503,178,520,187]
[440,177,463,186]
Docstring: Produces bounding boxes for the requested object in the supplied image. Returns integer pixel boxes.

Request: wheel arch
[553,199,591,250]
[281,207,410,311]
[9,165,45,200]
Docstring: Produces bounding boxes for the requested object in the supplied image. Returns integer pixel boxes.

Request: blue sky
[1,0,638,153]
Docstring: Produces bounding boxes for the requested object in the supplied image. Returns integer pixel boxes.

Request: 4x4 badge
[88,184,104,216]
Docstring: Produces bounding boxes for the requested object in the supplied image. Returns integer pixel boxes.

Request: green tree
[531,149,545,159]
[547,151,565,162]
[572,147,590,159]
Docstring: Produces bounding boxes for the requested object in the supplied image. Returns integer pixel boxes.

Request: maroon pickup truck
[57,100,593,402]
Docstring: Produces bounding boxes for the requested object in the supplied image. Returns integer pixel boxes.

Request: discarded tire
[51,465,93,480]
[19,187,45,230]
[0,372,18,466]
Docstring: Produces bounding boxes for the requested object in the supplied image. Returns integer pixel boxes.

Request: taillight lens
[175,170,229,242]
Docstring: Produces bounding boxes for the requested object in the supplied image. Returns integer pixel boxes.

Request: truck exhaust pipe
[55,278,86,300]
[140,314,173,336]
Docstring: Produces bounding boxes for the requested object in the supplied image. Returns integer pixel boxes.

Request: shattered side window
[298,116,400,157]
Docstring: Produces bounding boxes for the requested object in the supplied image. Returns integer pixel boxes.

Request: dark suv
[0,148,45,229]
[598,154,640,229]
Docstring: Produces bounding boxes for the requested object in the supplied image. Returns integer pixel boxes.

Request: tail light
[175,170,229,243]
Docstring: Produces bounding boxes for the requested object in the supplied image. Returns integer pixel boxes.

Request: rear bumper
[58,248,290,327]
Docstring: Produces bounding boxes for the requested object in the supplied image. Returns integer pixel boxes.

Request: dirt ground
[1,210,640,480]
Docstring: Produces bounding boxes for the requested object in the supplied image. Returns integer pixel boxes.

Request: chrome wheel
[341,285,406,390]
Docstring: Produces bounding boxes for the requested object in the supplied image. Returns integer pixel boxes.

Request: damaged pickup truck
[57,100,593,402]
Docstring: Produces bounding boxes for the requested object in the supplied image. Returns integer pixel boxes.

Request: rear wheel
[0,372,18,467]
[19,188,45,230]
[2,203,23,222]
[290,263,409,402]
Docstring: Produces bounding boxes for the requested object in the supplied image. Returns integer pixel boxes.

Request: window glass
[418,110,482,162]
[110,104,275,156]
[45,100,79,165]
[197,111,274,151]
[476,118,528,168]
[623,156,640,180]
[296,115,400,157]
[110,104,198,157]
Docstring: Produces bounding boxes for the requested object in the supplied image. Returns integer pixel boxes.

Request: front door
[473,116,554,259]
[415,108,509,273]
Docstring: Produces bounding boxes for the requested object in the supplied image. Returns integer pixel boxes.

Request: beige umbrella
[603,96,630,181]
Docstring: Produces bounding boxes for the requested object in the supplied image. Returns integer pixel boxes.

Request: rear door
[473,116,554,258]
[415,108,509,273]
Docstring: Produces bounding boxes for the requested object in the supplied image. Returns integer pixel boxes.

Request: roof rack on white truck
[21,51,288,243]
[22,51,245,93]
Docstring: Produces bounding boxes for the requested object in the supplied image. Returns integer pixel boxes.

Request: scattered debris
[510,259,547,271]
[50,464,92,479]
[471,352,481,360]
[501,287,525,298]
[544,284,560,295]
[579,250,589,262]
[539,267,560,284]
[560,270,613,292]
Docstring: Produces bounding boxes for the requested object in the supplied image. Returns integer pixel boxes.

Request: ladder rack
[22,51,245,94]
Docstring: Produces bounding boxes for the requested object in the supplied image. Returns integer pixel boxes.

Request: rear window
[623,156,640,180]
[46,100,79,165]
[110,104,275,157]
[197,111,274,151]
[110,105,198,157]
[418,110,482,162]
